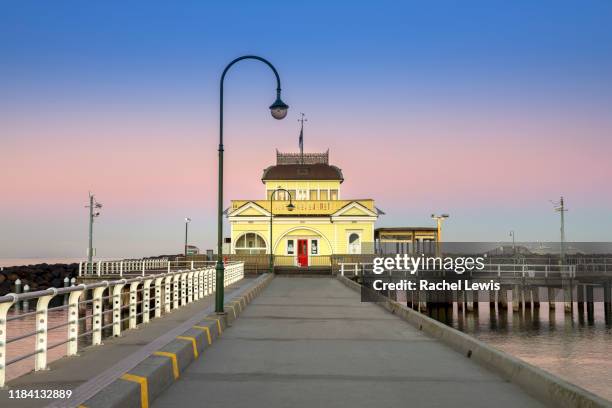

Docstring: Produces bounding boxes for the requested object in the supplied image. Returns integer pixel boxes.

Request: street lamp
[85,192,102,273]
[269,188,295,273]
[216,55,289,313]
[184,217,191,257]
[431,213,449,255]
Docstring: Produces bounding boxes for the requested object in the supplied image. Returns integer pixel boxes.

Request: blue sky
[1,1,612,258]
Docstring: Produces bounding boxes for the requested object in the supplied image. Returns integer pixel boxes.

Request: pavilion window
[235,232,267,254]
[320,190,328,200]
[330,189,338,200]
[309,189,318,200]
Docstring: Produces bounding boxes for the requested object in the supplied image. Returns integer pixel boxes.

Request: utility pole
[551,196,567,265]
[85,193,102,267]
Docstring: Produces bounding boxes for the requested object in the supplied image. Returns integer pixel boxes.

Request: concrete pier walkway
[153,277,543,408]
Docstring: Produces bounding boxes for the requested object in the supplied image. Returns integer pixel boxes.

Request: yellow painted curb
[153,351,179,379]
[193,325,212,345]
[176,336,199,359]
[120,373,149,408]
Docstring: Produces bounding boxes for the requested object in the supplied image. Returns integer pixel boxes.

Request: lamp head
[286,202,295,211]
[269,97,289,120]
[185,217,191,223]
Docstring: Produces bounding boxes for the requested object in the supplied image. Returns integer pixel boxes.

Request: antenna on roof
[298,113,307,164]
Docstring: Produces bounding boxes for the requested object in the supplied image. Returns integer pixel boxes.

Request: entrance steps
[273,266,332,276]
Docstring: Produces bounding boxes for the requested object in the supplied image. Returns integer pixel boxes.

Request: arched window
[234,233,267,254]
[348,233,361,254]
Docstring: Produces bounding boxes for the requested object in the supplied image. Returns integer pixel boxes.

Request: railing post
[97,261,102,277]
[112,281,126,337]
[142,261,146,276]
[142,279,153,324]
[120,261,124,277]
[340,263,345,276]
[67,287,85,356]
[154,276,164,318]
[181,272,188,305]
[191,261,194,270]
[173,273,181,310]
[92,285,107,346]
[78,262,82,277]
[164,275,173,313]
[197,270,204,299]
[0,296,16,387]
[167,261,171,273]
[187,271,194,303]
[129,281,140,329]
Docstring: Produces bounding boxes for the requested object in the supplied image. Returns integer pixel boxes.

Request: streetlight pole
[85,193,102,272]
[269,188,295,273]
[510,230,516,256]
[551,196,567,265]
[216,56,289,313]
[431,214,449,256]
[184,217,191,257]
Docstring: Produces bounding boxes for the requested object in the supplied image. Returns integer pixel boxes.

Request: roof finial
[298,113,307,163]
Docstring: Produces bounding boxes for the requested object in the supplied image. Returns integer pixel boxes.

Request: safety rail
[337,263,598,278]
[0,261,244,387]
[78,259,217,277]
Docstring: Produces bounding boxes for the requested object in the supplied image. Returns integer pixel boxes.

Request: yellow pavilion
[227,150,379,266]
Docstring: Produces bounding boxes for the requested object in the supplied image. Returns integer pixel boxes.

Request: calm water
[428,302,612,402]
[5,307,96,383]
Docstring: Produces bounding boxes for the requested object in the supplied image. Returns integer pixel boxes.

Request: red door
[297,239,308,267]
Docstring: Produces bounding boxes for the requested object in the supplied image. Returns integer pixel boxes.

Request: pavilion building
[227,150,379,266]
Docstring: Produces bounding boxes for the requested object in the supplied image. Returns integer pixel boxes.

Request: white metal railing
[337,262,594,278]
[0,262,244,387]
[78,258,217,277]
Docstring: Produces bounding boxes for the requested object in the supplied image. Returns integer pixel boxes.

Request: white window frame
[287,239,295,255]
[347,231,362,254]
[311,239,319,255]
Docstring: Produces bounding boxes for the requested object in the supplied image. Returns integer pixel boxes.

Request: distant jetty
[0,263,78,295]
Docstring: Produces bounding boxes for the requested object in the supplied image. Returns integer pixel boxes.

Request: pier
[0,261,611,407]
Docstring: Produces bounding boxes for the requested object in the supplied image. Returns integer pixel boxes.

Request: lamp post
[216,56,289,313]
[184,217,191,257]
[269,188,295,273]
[85,193,102,273]
[431,213,449,256]
[509,230,516,256]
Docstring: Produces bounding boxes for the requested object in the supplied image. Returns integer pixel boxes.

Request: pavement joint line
[152,351,179,379]
[176,336,199,359]
[45,274,271,408]
[192,326,212,345]
[120,373,148,408]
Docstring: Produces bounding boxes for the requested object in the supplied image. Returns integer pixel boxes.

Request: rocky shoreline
[0,263,79,296]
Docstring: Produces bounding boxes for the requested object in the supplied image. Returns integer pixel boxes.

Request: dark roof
[262,164,344,183]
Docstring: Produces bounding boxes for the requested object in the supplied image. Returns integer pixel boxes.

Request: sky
[1,1,612,259]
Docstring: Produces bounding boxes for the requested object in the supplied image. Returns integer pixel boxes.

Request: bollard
[15,278,22,313]
[71,277,76,286]
[64,277,70,305]
[23,284,30,311]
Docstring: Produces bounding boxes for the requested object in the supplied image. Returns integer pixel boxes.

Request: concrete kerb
[337,275,612,408]
[81,273,274,408]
